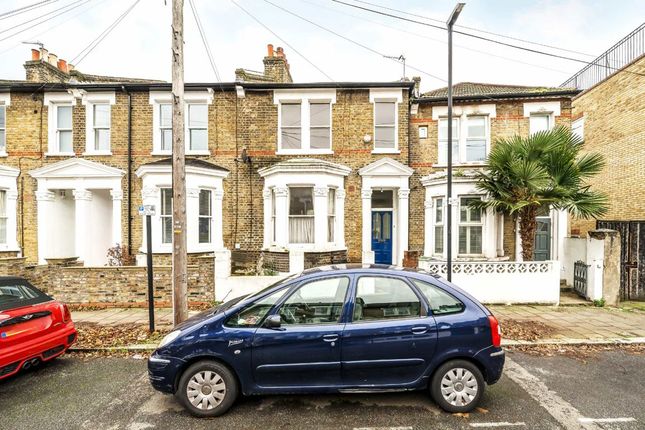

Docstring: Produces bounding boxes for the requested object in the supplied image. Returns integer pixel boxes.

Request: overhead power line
[261,0,445,82]
[0,0,84,35]
[71,0,141,66]
[330,0,603,66]
[0,0,92,44]
[0,0,59,21]
[347,0,597,58]
[188,0,222,82]
[232,0,334,82]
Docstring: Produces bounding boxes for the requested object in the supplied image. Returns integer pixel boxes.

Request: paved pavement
[1,350,643,429]
[71,305,645,342]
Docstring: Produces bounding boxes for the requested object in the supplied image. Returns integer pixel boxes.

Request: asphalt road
[0,350,643,430]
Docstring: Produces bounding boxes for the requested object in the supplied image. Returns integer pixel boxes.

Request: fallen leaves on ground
[500,318,557,341]
[73,323,169,349]
[507,343,645,362]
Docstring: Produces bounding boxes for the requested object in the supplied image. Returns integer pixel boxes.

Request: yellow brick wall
[570,56,645,236]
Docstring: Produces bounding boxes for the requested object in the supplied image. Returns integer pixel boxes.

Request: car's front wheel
[176,360,238,417]
[430,359,484,413]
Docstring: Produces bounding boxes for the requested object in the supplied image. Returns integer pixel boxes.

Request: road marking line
[353,427,413,430]
[504,357,602,430]
[579,417,637,423]
[470,423,526,428]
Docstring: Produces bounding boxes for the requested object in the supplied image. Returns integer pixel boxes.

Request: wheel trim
[440,368,478,407]
[187,370,227,410]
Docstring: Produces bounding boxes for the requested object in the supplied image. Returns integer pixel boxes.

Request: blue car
[148,265,504,417]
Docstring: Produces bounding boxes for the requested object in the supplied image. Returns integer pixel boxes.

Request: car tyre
[176,360,238,418]
[430,359,484,413]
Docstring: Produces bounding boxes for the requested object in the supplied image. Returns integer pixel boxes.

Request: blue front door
[372,211,393,264]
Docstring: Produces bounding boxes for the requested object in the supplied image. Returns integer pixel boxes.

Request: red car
[0,276,77,380]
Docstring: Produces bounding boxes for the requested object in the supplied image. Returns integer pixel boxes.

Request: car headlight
[159,330,181,348]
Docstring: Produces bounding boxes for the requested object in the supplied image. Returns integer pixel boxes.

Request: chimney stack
[263,43,292,83]
[25,45,74,82]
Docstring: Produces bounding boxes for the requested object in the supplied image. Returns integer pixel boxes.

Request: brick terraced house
[0,44,582,296]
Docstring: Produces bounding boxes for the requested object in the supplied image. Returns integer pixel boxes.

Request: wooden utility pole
[171,0,188,324]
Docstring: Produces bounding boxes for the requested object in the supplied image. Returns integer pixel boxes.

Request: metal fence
[573,260,588,298]
[561,22,645,90]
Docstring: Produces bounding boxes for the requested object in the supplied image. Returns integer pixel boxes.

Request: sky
[0,0,643,92]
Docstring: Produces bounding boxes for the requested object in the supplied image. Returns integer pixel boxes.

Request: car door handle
[322,334,339,342]
[411,326,428,335]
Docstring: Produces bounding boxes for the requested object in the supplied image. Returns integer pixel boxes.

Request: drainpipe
[122,86,133,254]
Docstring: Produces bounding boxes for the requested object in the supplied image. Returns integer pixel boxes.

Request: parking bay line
[503,357,602,430]
[579,417,637,424]
[353,427,413,430]
[469,423,526,428]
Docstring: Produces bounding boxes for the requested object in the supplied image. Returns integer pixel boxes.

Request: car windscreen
[0,280,52,312]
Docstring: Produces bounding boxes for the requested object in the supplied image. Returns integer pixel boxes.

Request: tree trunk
[518,206,538,261]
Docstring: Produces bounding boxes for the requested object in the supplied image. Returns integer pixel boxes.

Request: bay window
[459,197,483,255]
[160,188,172,244]
[0,190,6,244]
[198,189,212,244]
[433,197,444,255]
[374,101,396,150]
[328,188,336,242]
[289,187,314,244]
[188,104,208,151]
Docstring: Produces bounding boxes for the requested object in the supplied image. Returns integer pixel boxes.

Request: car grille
[43,345,65,358]
[0,361,20,377]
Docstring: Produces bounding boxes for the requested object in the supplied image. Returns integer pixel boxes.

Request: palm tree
[473,125,608,261]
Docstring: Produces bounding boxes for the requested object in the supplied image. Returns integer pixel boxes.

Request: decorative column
[110,189,123,248]
[361,188,374,264]
[424,200,433,257]
[5,191,19,251]
[314,186,329,249]
[212,188,230,280]
[397,189,410,266]
[274,187,289,248]
[35,190,55,264]
[262,188,272,248]
[484,207,497,259]
[336,189,346,248]
[73,188,92,265]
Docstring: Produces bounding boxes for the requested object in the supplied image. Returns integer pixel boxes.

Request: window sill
[0,151,7,158]
[45,152,76,157]
[151,151,172,156]
[276,149,334,155]
[83,151,112,156]
[186,150,211,156]
[371,149,400,155]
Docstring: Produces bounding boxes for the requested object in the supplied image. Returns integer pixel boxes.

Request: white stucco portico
[29,158,125,265]
[0,164,20,253]
[358,158,413,266]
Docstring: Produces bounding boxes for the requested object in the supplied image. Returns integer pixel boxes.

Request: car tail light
[488,315,501,348]
[62,304,72,323]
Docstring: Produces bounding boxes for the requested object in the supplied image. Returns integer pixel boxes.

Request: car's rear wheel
[176,360,238,417]
[430,359,484,413]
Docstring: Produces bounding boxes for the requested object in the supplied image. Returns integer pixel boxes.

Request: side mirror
[264,314,281,329]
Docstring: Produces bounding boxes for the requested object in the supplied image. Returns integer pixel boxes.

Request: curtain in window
[289,217,314,243]
[289,187,313,243]
[327,188,335,242]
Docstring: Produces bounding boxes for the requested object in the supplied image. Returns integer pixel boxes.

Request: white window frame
[432,104,495,166]
[274,89,336,155]
[458,196,484,257]
[288,186,315,244]
[433,197,444,256]
[418,125,428,139]
[150,90,213,156]
[572,117,584,140]
[0,93,9,156]
[160,187,173,245]
[159,103,173,152]
[270,188,276,244]
[438,117,460,165]
[524,101,560,135]
[44,92,76,157]
[529,113,553,134]
[82,91,116,156]
[0,189,6,245]
[369,88,403,154]
[465,115,489,163]
[186,103,209,154]
[198,188,212,244]
[328,187,336,243]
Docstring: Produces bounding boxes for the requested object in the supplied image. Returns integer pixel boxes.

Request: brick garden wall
[0,256,215,304]
[570,56,645,236]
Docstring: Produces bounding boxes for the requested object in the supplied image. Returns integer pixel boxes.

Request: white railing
[419,259,560,304]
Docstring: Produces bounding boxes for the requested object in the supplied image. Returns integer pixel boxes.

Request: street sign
[138,205,156,216]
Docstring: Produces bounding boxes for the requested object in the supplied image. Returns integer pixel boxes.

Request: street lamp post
[446,3,465,282]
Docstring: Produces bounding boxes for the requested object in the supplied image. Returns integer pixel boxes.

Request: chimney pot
[48,53,58,67]
[31,49,40,61]
[68,63,75,72]
[57,59,68,73]
[40,48,48,61]
[267,44,274,57]
[276,47,284,57]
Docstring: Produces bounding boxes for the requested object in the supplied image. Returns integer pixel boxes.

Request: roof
[142,158,229,172]
[419,82,580,102]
